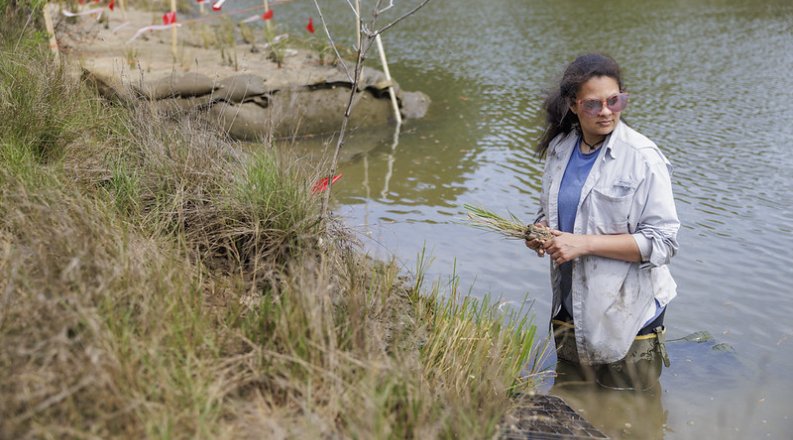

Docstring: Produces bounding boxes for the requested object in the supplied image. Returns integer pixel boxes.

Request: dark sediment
[500,394,608,439]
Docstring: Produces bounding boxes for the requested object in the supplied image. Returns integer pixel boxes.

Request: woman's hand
[544,230,591,265]
[524,222,549,257]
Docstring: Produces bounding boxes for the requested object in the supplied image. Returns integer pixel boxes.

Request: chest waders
[552,311,671,391]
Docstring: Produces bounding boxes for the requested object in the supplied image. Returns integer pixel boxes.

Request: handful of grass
[463,204,553,242]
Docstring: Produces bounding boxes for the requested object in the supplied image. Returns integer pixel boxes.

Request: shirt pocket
[587,180,637,234]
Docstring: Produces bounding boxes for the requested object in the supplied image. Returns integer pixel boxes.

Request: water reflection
[335,67,485,209]
[553,378,667,440]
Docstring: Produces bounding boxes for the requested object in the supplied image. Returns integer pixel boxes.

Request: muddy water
[239,0,793,437]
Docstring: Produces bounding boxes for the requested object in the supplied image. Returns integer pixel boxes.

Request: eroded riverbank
[52,4,429,140]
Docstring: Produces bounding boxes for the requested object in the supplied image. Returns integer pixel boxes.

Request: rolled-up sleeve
[631,154,680,269]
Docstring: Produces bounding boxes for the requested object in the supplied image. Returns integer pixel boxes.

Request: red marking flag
[162,11,177,25]
[312,174,342,193]
[212,0,227,11]
[306,17,315,34]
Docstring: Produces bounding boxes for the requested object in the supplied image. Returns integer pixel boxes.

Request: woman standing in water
[526,53,680,390]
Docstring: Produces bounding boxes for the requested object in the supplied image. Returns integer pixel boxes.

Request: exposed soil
[51,5,430,140]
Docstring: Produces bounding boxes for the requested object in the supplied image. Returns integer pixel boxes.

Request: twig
[354,0,361,49]
[311,0,353,82]
[376,0,395,14]
[344,0,360,18]
[374,0,433,36]
[14,11,34,53]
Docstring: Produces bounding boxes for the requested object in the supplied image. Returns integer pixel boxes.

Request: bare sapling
[314,0,435,219]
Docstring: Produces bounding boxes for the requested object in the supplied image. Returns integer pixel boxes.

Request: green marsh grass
[464,203,553,242]
[1,7,546,438]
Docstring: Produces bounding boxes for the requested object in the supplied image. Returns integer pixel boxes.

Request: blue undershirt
[556,137,663,328]
[558,138,600,315]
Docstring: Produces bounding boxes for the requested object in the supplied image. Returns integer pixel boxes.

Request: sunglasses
[576,93,629,117]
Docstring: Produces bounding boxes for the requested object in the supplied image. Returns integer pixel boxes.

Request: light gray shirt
[536,121,680,364]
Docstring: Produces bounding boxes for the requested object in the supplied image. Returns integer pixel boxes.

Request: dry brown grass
[0,7,545,439]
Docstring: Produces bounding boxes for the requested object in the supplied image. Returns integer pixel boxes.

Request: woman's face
[571,75,623,139]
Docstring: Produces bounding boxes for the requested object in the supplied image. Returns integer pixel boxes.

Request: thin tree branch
[374,0,433,36]
[344,0,360,18]
[320,38,370,217]
[311,0,353,82]
[14,11,34,53]
[376,0,395,15]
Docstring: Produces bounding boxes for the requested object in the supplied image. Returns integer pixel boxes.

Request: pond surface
[242,0,793,437]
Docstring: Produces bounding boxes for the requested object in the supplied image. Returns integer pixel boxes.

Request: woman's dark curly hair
[536,53,624,157]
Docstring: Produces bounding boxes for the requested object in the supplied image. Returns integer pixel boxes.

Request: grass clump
[0,8,545,439]
[0,42,96,164]
[464,204,553,242]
